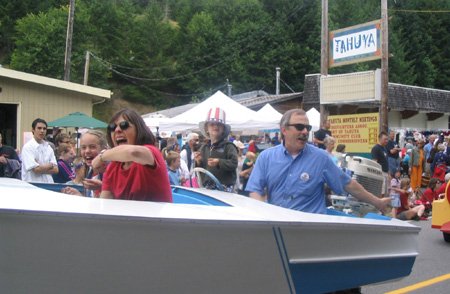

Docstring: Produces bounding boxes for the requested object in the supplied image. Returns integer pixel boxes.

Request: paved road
[362,219,450,294]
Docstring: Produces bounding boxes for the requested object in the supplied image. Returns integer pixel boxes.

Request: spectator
[92,109,172,202]
[162,137,180,159]
[248,135,257,153]
[246,109,392,214]
[272,132,281,145]
[0,132,21,178]
[324,136,338,164]
[21,118,58,183]
[421,177,439,205]
[397,178,427,221]
[431,143,450,182]
[234,141,246,193]
[313,119,331,149]
[166,151,185,186]
[402,149,412,176]
[44,135,56,151]
[371,132,389,198]
[233,135,242,145]
[194,107,238,192]
[389,168,403,218]
[163,138,189,182]
[386,130,401,177]
[65,157,86,186]
[436,172,450,197]
[239,151,255,196]
[55,133,70,147]
[61,130,108,197]
[228,132,235,142]
[180,133,199,172]
[52,143,75,183]
[409,139,427,192]
[333,144,346,163]
[424,134,436,174]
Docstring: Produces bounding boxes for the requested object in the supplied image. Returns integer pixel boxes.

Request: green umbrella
[47,112,107,129]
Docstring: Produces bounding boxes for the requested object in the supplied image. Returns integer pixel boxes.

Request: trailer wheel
[444,232,450,243]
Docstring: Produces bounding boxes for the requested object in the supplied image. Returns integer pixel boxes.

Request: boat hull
[0,179,420,293]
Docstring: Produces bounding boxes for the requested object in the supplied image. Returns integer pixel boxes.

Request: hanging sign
[329,20,382,67]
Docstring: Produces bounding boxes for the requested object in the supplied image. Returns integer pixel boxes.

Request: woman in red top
[93,109,172,202]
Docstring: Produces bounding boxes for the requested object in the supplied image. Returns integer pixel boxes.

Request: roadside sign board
[329,113,379,153]
[329,20,382,67]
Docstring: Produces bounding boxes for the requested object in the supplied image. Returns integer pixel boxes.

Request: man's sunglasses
[286,123,312,132]
[108,121,131,132]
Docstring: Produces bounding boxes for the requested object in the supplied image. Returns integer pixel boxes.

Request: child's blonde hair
[400,178,410,189]
[246,151,255,160]
[165,151,180,166]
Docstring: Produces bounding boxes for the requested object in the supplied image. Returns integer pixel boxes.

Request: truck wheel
[444,232,450,243]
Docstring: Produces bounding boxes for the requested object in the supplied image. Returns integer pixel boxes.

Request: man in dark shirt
[313,119,331,149]
[0,132,20,177]
[386,130,401,176]
[371,132,389,197]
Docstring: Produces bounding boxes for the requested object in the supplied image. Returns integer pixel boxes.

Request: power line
[388,9,450,13]
[90,3,305,82]
[91,3,304,72]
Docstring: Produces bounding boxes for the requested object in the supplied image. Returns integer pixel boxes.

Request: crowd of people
[4,106,447,225]
[371,129,450,221]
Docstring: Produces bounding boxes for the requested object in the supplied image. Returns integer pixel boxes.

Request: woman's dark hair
[428,177,439,190]
[106,109,156,147]
[336,144,346,153]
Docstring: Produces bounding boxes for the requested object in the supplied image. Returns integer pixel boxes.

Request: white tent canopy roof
[256,103,282,121]
[159,91,279,132]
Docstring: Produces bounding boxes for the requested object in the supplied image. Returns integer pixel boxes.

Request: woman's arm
[92,145,155,171]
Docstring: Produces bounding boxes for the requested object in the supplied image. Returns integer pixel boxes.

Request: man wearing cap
[181,133,199,172]
[194,108,238,192]
[246,109,392,214]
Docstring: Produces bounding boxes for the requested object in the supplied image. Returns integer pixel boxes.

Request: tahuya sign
[329,20,382,67]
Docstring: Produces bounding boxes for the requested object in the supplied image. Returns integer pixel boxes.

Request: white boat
[0,178,420,294]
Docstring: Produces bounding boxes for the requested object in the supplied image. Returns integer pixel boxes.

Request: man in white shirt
[21,118,58,182]
[180,133,199,172]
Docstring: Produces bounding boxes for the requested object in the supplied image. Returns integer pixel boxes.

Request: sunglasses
[108,121,131,132]
[286,123,312,132]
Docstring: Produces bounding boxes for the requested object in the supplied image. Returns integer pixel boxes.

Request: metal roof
[0,67,111,99]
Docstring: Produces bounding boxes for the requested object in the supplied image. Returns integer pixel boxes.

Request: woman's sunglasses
[286,123,312,132]
[108,121,131,132]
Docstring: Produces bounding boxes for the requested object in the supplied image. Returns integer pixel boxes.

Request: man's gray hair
[187,132,199,142]
[445,172,450,183]
[279,109,307,140]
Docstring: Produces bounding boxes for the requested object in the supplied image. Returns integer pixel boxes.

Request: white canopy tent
[306,107,321,142]
[158,91,279,132]
[256,103,282,122]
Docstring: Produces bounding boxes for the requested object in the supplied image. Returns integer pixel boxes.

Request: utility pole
[83,51,90,85]
[380,0,389,133]
[320,0,328,124]
[64,0,75,81]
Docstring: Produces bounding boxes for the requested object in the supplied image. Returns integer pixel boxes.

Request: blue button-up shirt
[246,143,351,214]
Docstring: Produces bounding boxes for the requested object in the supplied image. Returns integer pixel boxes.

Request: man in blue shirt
[246,109,392,214]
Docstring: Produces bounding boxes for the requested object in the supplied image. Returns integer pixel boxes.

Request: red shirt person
[93,109,172,202]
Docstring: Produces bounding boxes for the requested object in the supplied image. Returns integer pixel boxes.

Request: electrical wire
[90,2,304,72]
